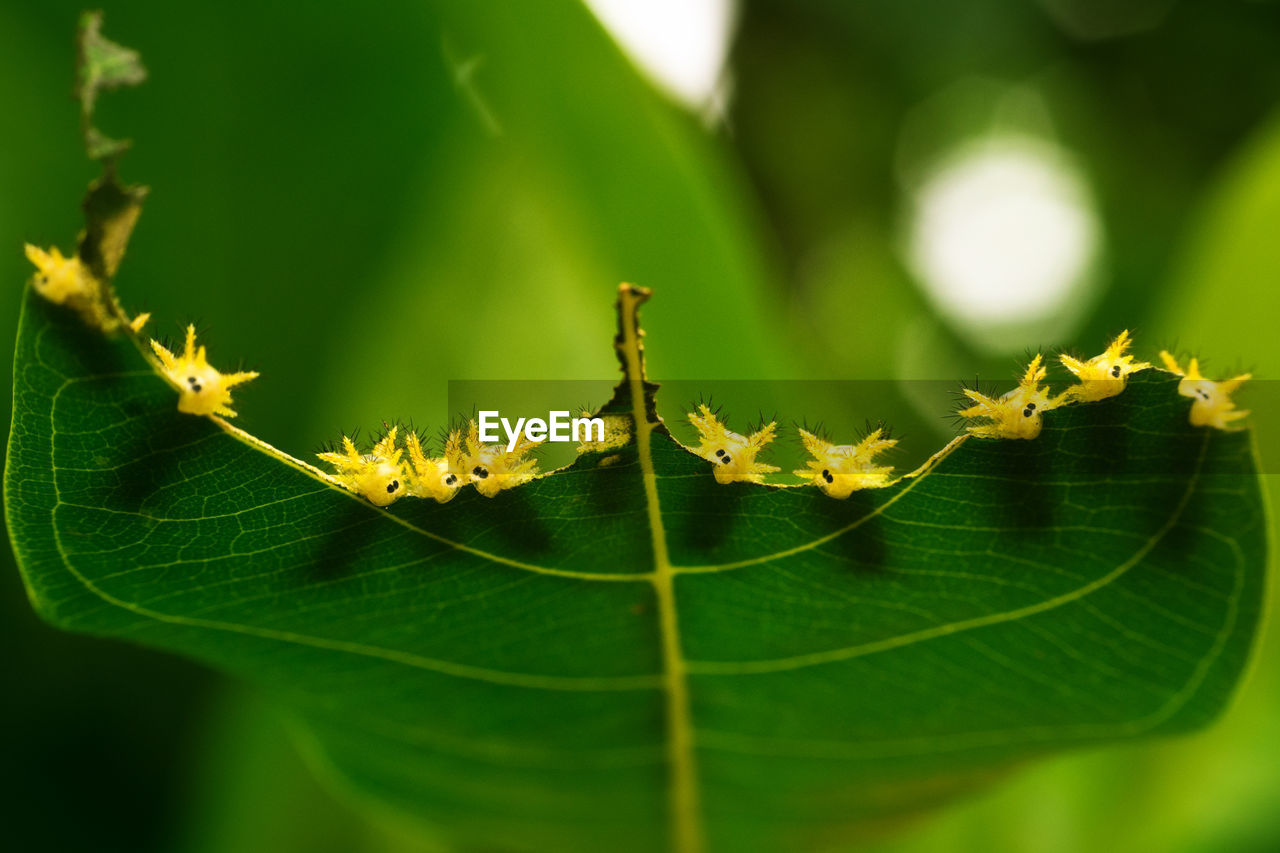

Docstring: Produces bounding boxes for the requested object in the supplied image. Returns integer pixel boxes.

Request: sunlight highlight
[907,137,1100,342]
[584,0,735,109]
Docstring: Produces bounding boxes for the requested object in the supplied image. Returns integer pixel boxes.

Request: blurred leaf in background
[730,0,1280,410]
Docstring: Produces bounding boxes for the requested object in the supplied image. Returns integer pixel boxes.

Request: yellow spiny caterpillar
[688,405,780,484]
[576,412,631,453]
[317,429,406,507]
[1159,352,1250,431]
[795,428,896,498]
[959,354,1056,440]
[25,243,149,333]
[25,243,95,305]
[404,432,462,503]
[150,325,259,417]
[1058,330,1151,403]
[459,420,541,498]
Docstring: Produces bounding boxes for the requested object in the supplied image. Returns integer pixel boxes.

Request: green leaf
[5,285,1267,853]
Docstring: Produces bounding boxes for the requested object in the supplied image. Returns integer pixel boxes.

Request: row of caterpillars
[149,323,1249,506]
[22,245,1253,506]
[687,331,1250,499]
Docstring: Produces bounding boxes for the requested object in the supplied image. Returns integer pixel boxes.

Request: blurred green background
[3,1,1279,850]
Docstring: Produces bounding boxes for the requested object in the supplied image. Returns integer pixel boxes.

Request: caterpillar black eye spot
[25,243,101,311]
[316,427,405,507]
[445,474,457,486]
[1160,349,1252,430]
[796,428,897,496]
[686,404,780,484]
[1059,332,1152,405]
[1023,404,1035,417]
[473,466,489,479]
[150,325,258,417]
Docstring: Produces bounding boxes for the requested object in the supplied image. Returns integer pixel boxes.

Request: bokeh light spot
[907,137,1101,345]
[584,0,736,109]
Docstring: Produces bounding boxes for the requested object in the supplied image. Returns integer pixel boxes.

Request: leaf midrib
[614,285,703,853]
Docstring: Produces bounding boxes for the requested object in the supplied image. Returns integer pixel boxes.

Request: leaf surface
[4,288,1266,853]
